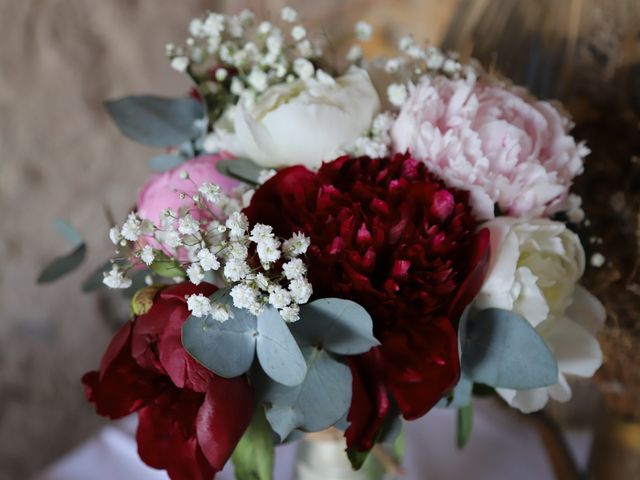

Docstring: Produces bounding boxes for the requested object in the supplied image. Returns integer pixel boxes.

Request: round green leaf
[105,95,204,147]
[261,347,352,441]
[256,307,307,387]
[293,298,379,355]
[460,308,559,389]
[182,290,257,378]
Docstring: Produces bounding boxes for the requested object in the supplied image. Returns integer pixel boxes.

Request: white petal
[541,317,603,377]
[497,385,551,413]
[565,285,606,335]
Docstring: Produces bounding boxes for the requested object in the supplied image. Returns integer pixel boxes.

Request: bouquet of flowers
[41,6,606,480]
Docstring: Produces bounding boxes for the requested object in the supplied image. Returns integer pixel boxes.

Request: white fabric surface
[36,399,592,480]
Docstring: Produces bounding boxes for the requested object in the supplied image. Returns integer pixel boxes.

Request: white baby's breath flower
[283,232,310,257]
[156,230,182,248]
[187,263,205,285]
[214,68,228,82]
[224,257,250,281]
[258,21,272,35]
[257,237,281,265]
[211,302,232,322]
[282,258,306,280]
[226,211,249,238]
[590,253,605,268]
[385,58,402,73]
[250,224,274,242]
[140,245,155,266]
[255,272,271,290]
[187,294,212,318]
[293,58,314,80]
[387,83,408,107]
[121,212,142,241]
[198,183,222,203]
[281,6,298,23]
[296,39,313,57]
[160,208,177,230]
[197,248,220,271]
[398,35,414,52]
[109,226,122,245]
[291,25,306,41]
[231,283,261,312]
[354,20,373,41]
[248,68,269,92]
[178,214,200,236]
[280,304,300,323]
[266,33,283,54]
[372,112,394,135]
[268,285,291,309]
[442,58,461,75]
[171,56,190,72]
[231,77,245,95]
[228,242,249,261]
[289,277,312,304]
[103,266,132,289]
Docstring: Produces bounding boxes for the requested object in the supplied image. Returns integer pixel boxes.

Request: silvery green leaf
[256,307,307,387]
[460,308,558,389]
[148,154,184,172]
[293,298,379,355]
[436,375,473,408]
[182,289,257,378]
[216,157,263,185]
[262,347,352,440]
[105,95,204,147]
[82,260,112,292]
[37,244,86,284]
[53,218,84,248]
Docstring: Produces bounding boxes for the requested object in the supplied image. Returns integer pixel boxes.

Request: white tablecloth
[36,399,592,480]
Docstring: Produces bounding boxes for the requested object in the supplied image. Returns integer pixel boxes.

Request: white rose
[474,217,604,413]
[224,67,380,169]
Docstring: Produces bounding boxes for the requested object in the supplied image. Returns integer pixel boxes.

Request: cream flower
[224,67,380,169]
[474,217,604,413]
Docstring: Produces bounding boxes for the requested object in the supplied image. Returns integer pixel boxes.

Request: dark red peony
[82,283,254,480]
[245,153,490,451]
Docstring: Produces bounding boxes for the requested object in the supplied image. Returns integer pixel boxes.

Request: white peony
[223,67,380,169]
[474,217,604,413]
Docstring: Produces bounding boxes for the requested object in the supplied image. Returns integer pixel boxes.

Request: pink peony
[391,74,588,220]
[137,154,239,256]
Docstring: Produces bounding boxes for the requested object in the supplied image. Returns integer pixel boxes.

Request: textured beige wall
[0,1,455,478]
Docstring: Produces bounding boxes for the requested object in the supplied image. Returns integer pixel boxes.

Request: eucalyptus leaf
[293,298,380,355]
[105,95,204,148]
[457,404,473,448]
[436,375,473,409]
[460,308,559,390]
[37,244,86,284]
[53,218,84,248]
[459,308,558,390]
[82,260,112,292]
[232,408,274,480]
[182,290,257,378]
[148,153,184,172]
[256,306,307,387]
[216,158,263,185]
[262,347,352,441]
